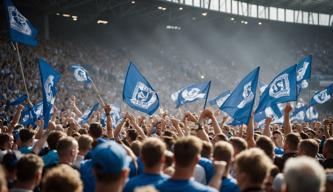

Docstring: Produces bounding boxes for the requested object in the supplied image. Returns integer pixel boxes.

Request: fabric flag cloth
[39,59,61,128]
[220,67,260,125]
[174,81,211,108]
[256,64,298,113]
[254,111,266,128]
[209,90,231,108]
[32,101,44,120]
[296,55,312,94]
[79,102,99,125]
[3,0,38,46]
[305,106,319,122]
[7,94,27,106]
[310,84,333,106]
[259,81,268,96]
[100,105,122,128]
[69,65,92,85]
[20,105,35,126]
[290,105,318,123]
[123,62,159,115]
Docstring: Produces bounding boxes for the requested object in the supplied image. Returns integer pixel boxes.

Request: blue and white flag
[256,65,298,113]
[220,67,260,125]
[254,111,266,128]
[100,105,122,128]
[32,101,43,120]
[174,81,211,108]
[259,81,268,96]
[69,65,92,85]
[20,105,35,126]
[3,0,38,46]
[79,102,99,124]
[310,84,333,106]
[7,94,27,106]
[209,90,231,107]
[305,106,318,122]
[123,62,159,115]
[296,55,312,94]
[39,59,61,128]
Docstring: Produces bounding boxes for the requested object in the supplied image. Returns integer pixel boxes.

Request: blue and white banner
[305,106,319,122]
[3,0,38,46]
[310,84,333,106]
[259,81,268,96]
[220,67,260,125]
[69,65,92,85]
[7,94,27,106]
[174,81,211,108]
[39,59,61,128]
[296,55,312,94]
[209,90,231,107]
[256,65,298,113]
[20,105,35,126]
[100,105,122,128]
[123,62,159,115]
[79,102,99,124]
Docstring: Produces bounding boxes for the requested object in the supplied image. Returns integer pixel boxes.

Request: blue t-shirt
[274,147,284,156]
[220,176,240,192]
[80,160,96,192]
[199,157,214,183]
[129,157,145,178]
[155,178,218,192]
[42,150,59,167]
[19,146,32,154]
[124,173,168,192]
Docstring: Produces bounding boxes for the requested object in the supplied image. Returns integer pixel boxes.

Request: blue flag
[69,65,92,85]
[310,84,333,106]
[220,67,260,125]
[32,101,44,120]
[296,55,312,94]
[79,102,99,124]
[305,106,318,122]
[3,0,38,46]
[174,81,211,108]
[39,59,61,128]
[7,94,27,106]
[123,62,159,115]
[254,111,266,128]
[100,105,122,128]
[209,90,231,107]
[259,81,268,96]
[256,65,298,113]
[20,105,35,126]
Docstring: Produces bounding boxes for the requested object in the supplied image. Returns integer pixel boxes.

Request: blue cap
[91,141,130,174]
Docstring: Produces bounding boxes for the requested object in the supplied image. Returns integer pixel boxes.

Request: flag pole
[90,80,105,107]
[203,81,211,110]
[15,43,31,104]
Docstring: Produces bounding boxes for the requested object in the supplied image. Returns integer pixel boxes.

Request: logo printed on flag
[313,90,331,104]
[181,88,206,102]
[216,93,230,107]
[237,82,254,109]
[131,82,157,109]
[269,74,290,98]
[8,6,31,35]
[297,61,309,82]
[69,65,92,84]
[44,75,55,103]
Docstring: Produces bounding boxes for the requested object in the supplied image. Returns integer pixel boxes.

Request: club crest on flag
[44,75,55,103]
[238,82,254,109]
[181,88,206,102]
[74,67,88,82]
[269,73,290,98]
[8,6,31,35]
[313,90,331,104]
[130,82,157,109]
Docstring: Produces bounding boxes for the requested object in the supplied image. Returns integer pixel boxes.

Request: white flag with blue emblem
[209,90,231,108]
[69,65,92,85]
[39,59,61,128]
[3,0,38,46]
[220,67,260,125]
[174,81,211,108]
[310,84,333,106]
[256,65,298,114]
[123,62,159,115]
[296,55,312,94]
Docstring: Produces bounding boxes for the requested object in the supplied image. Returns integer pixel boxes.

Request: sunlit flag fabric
[69,65,92,85]
[79,102,99,124]
[296,55,312,94]
[20,105,35,126]
[310,84,333,106]
[259,81,268,96]
[39,59,61,128]
[100,105,122,128]
[7,94,27,106]
[174,81,211,108]
[305,106,318,122]
[123,62,159,115]
[3,0,38,46]
[256,65,298,113]
[220,67,260,125]
[209,90,231,108]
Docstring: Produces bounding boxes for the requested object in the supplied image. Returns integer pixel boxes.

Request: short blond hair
[78,135,93,152]
[42,164,83,192]
[174,136,202,167]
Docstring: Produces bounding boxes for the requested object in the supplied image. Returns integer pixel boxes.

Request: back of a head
[201,141,213,159]
[324,138,333,157]
[283,156,325,192]
[19,129,35,143]
[57,137,78,156]
[298,139,319,158]
[78,135,93,152]
[173,136,202,167]
[130,140,142,157]
[229,137,247,154]
[285,133,300,152]
[256,136,275,159]
[47,131,66,150]
[0,133,10,149]
[141,138,166,168]
[235,148,273,186]
[16,154,44,183]
[89,123,103,139]
[127,129,138,142]
[42,164,83,192]
[213,141,234,164]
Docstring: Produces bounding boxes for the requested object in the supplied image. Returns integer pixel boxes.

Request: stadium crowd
[1,28,333,192]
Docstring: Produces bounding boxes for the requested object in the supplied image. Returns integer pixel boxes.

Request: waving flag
[3,0,38,46]
[310,84,333,106]
[32,101,44,120]
[39,59,61,128]
[220,67,260,125]
[296,55,312,94]
[20,105,35,126]
[305,106,318,122]
[256,65,297,113]
[69,65,92,85]
[254,111,266,128]
[123,62,159,115]
[259,81,268,96]
[209,90,231,107]
[100,105,122,128]
[7,94,27,106]
[174,81,211,108]
[79,102,99,124]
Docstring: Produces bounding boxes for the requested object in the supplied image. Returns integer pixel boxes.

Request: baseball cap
[91,141,130,174]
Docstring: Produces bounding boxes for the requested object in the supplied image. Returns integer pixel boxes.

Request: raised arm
[246,112,256,148]
[199,109,222,135]
[104,104,114,139]
[263,117,272,137]
[127,113,147,139]
[283,103,293,136]
[8,104,24,133]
